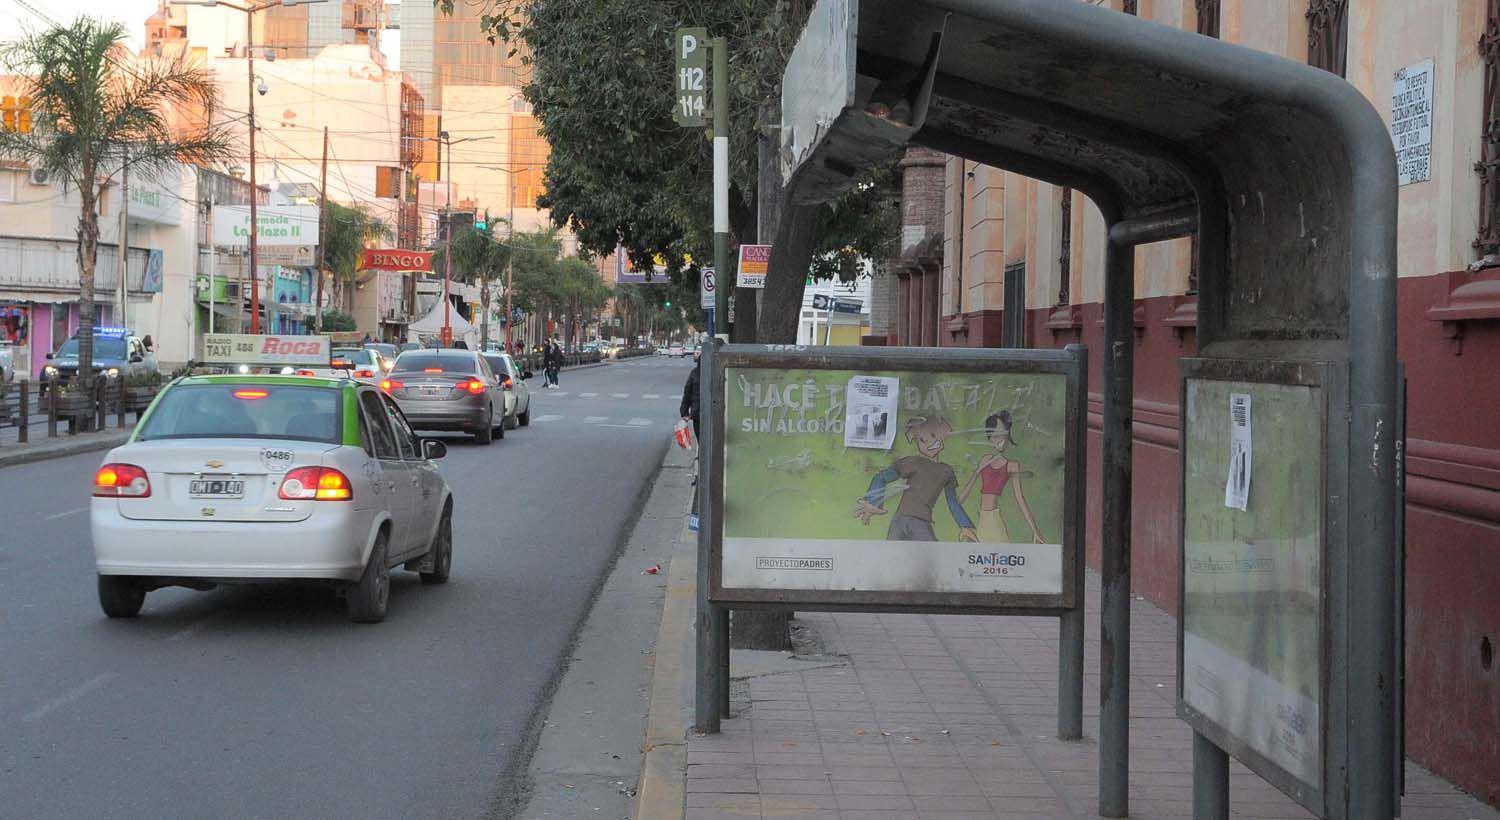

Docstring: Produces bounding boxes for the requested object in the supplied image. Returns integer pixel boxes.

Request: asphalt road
[0,355,695,820]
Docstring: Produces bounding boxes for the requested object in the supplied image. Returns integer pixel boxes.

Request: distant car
[363,342,398,370]
[668,345,685,357]
[42,327,158,391]
[399,342,421,353]
[680,345,696,358]
[89,374,454,623]
[383,349,505,443]
[482,353,532,429]
[655,346,673,357]
[290,348,389,384]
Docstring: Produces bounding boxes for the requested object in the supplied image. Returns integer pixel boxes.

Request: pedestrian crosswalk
[534,391,677,401]
[526,414,667,427]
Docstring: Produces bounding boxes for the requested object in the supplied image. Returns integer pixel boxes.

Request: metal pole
[695,339,723,733]
[1058,346,1087,741]
[1192,732,1230,820]
[245,7,261,334]
[118,160,129,327]
[208,188,216,334]
[505,197,514,351]
[711,37,729,336]
[315,126,328,333]
[1099,231,1134,818]
[443,135,452,346]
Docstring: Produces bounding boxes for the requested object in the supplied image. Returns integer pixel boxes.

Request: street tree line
[446,0,900,343]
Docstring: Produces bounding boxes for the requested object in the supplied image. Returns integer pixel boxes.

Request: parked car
[482,352,532,429]
[42,327,158,391]
[382,349,505,443]
[88,374,454,623]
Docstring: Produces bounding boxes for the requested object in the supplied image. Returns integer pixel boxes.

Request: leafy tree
[318,201,391,328]
[432,212,511,345]
[319,310,357,332]
[446,0,898,342]
[0,17,230,382]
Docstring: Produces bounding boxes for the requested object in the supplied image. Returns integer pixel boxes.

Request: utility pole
[118,160,129,328]
[315,126,328,333]
[505,196,514,352]
[246,9,261,334]
[442,131,452,347]
[711,37,729,339]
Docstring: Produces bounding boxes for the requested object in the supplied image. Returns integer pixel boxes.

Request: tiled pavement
[684,575,1499,820]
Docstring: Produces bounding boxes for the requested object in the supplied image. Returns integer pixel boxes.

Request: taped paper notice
[844,376,899,450]
[1224,393,1252,510]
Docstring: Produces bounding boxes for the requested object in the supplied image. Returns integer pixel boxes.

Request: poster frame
[1175,356,1348,818]
[706,343,1086,616]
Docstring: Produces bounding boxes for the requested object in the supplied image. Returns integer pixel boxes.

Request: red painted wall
[944,273,1500,806]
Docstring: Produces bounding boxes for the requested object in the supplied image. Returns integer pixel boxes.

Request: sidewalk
[0,422,132,469]
[666,578,1499,819]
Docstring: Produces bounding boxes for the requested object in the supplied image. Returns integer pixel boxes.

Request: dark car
[42,328,158,391]
[382,349,505,444]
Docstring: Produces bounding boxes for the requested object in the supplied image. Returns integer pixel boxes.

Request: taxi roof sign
[200,334,331,367]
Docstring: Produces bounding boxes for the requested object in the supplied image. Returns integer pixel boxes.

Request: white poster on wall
[1392,59,1434,186]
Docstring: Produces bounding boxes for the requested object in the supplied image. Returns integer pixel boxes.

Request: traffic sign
[832,297,863,314]
[674,28,708,126]
[701,268,717,309]
[811,293,830,310]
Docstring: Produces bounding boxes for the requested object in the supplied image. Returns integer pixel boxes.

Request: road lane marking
[552,391,570,396]
[44,507,87,520]
[579,392,598,398]
[24,672,119,723]
[600,424,646,428]
[643,394,661,399]
[533,414,563,423]
[628,418,652,426]
[584,416,608,423]
[611,393,630,399]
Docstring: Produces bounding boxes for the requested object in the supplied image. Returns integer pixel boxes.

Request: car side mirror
[129,352,144,363]
[45,352,53,359]
[422,439,447,460]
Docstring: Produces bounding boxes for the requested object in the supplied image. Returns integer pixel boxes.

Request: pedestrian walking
[680,348,701,444]
[543,339,562,388]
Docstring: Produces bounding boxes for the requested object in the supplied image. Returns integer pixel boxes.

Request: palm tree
[0,17,230,381]
[432,213,509,347]
[320,201,392,326]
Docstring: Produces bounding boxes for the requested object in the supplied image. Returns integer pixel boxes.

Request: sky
[0,0,401,68]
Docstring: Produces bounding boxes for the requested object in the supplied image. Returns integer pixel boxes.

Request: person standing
[680,348,701,444]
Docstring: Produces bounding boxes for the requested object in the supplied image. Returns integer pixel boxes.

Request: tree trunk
[480,275,490,350]
[757,196,820,344]
[76,181,101,411]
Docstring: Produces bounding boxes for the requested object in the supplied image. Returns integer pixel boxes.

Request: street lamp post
[171,0,326,335]
[429,131,492,347]
[478,164,533,353]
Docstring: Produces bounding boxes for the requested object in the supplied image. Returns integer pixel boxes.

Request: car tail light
[233,389,269,400]
[94,463,151,498]
[354,370,374,379]
[464,379,486,395]
[295,369,315,377]
[278,467,353,501]
[379,379,403,392]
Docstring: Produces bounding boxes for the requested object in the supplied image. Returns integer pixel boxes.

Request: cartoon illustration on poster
[721,367,1067,595]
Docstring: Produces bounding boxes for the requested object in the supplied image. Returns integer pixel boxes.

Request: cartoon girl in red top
[958,411,1045,544]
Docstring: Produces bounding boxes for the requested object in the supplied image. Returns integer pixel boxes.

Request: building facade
[872,0,1498,805]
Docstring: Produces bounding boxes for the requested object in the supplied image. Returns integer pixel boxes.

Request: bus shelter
[775,1,1401,818]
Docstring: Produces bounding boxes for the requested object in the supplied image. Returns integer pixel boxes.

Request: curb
[0,431,130,470]
[633,521,696,820]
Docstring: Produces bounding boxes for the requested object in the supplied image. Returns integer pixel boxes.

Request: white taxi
[90,374,454,623]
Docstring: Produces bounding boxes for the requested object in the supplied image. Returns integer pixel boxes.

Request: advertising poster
[1182,378,1323,791]
[737,245,771,288]
[722,367,1067,595]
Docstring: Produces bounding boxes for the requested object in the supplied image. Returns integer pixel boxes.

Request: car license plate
[190,478,244,497]
[419,386,444,398]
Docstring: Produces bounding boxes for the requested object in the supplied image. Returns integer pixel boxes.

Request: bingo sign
[674,27,708,127]
[1391,59,1434,186]
[738,244,771,289]
[201,334,331,367]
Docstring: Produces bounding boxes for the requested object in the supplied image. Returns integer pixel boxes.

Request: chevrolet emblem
[205,460,225,468]
[201,507,215,517]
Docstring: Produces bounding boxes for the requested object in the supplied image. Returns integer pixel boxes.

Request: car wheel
[420,506,453,585]
[518,407,530,427]
[98,575,146,618]
[494,409,506,439]
[347,531,390,623]
[474,412,494,444]
[504,412,518,430]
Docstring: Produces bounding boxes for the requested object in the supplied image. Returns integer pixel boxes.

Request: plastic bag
[674,419,695,449]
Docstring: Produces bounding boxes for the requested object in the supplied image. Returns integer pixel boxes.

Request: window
[1307,0,1348,77]
[1478,0,1500,260]
[392,352,478,374]
[359,390,398,459]
[0,171,14,203]
[1195,0,1221,38]
[1122,0,1138,14]
[136,384,342,443]
[382,395,419,460]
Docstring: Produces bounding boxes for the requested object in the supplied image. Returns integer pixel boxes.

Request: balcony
[342,0,380,31]
[0,235,147,294]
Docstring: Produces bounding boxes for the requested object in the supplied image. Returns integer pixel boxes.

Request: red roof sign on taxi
[360,249,434,272]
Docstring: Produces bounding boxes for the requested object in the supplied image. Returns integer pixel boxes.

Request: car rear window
[393,353,476,375]
[332,349,377,366]
[482,355,513,377]
[136,384,343,443]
